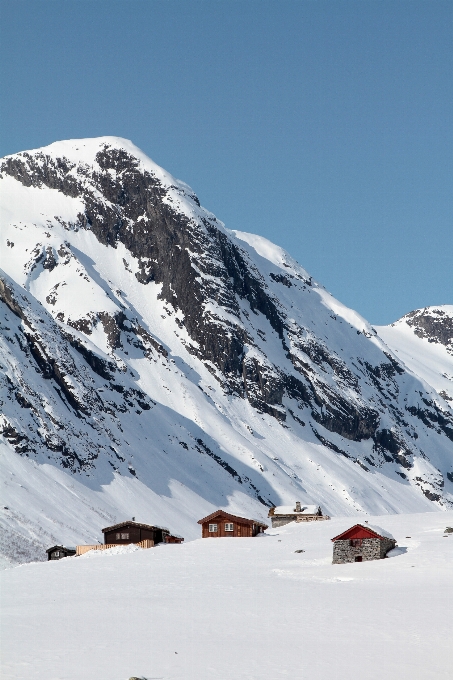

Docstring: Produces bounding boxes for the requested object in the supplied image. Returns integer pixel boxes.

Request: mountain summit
[1,137,452,564]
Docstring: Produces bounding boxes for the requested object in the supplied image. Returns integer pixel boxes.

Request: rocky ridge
[1,137,452,563]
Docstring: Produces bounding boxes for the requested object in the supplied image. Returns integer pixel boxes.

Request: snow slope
[377,306,453,404]
[1,137,453,566]
[2,511,452,680]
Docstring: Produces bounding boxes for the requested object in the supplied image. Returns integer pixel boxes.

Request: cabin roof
[331,523,395,542]
[269,504,320,516]
[101,521,169,533]
[46,545,75,553]
[197,509,268,528]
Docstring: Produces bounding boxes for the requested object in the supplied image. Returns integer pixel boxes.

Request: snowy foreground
[2,512,452,680]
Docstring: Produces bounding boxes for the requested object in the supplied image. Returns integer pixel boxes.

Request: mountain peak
[1,138,452,565]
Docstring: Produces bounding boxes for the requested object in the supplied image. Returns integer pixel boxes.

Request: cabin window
[225,523,234,532]
[116,533,121,539]
[121,533,129,539]
[208,524,217,532]
[350,539,363,547]
[53,551,60,557]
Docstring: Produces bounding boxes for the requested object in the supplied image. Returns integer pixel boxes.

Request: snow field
[377,316,453,403]
[2,511,452,680]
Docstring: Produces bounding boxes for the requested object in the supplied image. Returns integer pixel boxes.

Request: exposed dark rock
[310,426,351,458]
[62,331,116,380]
[195,438,243,484]
[2,143,452,494]
[404,308,453,351]
[269,272,293,287]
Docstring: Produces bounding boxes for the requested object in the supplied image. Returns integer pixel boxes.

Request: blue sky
[1,0,451,324]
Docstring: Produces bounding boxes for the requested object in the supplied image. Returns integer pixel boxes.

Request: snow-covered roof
[366,524,395,540]
[271,505,320,516]
[102,521,170,533]
[197,510,268,527]
[331,524,396,541]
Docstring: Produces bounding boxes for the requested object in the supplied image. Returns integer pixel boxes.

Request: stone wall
[271,515,331,528]
[379,537,396,558]
[332,537,396,564]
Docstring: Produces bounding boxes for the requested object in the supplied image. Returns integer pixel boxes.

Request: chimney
[295,501,301,513]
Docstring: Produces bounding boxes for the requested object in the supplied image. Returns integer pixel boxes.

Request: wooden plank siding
[201,519,254,538]
[103,525,161,545]
[76,539,154,556]
[198,510,268,538]
[76,544,117,556]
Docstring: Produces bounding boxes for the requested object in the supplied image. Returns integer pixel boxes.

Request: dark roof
[101,521,169,533]
[46,545,76,553]
[331,524,393,542]
[197,509,268,528]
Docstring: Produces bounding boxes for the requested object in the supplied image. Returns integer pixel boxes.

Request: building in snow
[46,545,76,560]
[102,521,183,546]
[268,502,330,528]
[331,524,396,563]
[198,510,268,538]
[75,522,184,556]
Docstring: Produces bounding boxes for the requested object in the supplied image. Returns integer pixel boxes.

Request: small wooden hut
[46,545,76,560]
[198,510,268,538]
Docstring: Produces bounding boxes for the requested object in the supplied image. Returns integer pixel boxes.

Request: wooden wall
[103,526,164,545]
[201,518,253,538]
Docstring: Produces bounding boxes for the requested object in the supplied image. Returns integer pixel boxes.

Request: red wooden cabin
[198,510,268,538]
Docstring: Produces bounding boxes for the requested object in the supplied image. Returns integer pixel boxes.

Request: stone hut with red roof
[331,523,396,563]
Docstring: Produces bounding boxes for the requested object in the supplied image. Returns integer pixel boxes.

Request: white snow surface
[364,523,395,539]
[2,511,452,680]
[1,137,453,568]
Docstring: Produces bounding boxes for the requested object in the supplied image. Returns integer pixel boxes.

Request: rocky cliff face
[403,307,453,353]
[1,137,452,563]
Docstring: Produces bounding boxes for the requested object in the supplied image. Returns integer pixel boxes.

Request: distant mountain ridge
[377,305,453,405]
[1,137,452,565]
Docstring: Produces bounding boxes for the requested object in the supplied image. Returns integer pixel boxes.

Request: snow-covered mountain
[1,137,452,565]
[377,306,453,404]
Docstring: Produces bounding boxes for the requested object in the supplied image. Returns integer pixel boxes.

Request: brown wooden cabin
[164,533,184,544]
[198,510,268,538]
[102,521,172,546]
[331,524,396,564]
[46,545,76,560]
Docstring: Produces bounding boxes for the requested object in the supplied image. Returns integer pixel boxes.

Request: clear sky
[1,0,451,324]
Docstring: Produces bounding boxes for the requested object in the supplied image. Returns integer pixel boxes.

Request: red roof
[197,509,268,528]
[331,524,391,542]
